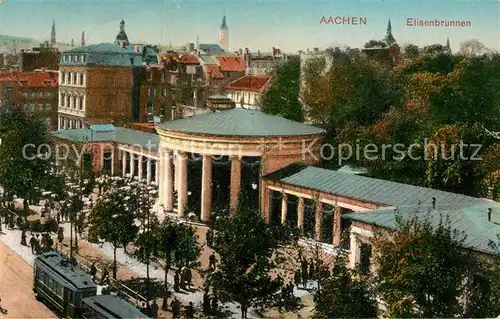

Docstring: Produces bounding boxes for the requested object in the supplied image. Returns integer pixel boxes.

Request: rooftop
[0,71,58,88]
[205,64,223,79]
[343,203,500,256]
[264,164,487,208]
[82,295,151,319]
[64,43,137,54]
[35,252,97,291]
[215,55,245,72]
[52,125,159,151]
[158,108,325,137]
[198,43,225,55]
[60,43,142,67]
[227,75,272,92]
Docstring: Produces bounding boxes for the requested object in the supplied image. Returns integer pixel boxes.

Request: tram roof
[83,295,152,319]
[35,252,97,291]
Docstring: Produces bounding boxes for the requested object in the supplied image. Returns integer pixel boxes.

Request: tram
[81,295,152,319]
[33,252,97,318]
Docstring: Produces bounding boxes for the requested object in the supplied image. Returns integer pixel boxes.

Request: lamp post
[171,104,177,121]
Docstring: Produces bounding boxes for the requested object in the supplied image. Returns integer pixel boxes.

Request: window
[359,243,372,275]
[162,88,167,97]
[45,103,51,112]
[73,73,77,84]
[79,73,84,86]
[75,96,79,109]
[22,92,28,98]
[75,55,79,63]
[73,96,77,108]
[79,96,84,110]
[61,72,66,84]
[148,88,156,97]
[161,73,165,83]
[69,55,73,62]
[147,103,154,115]
[81,54,85,63]
[66,96,70,108]
[160,103,166,115]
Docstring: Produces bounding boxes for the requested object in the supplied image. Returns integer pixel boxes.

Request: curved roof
[158,108,325,137]
[65,43,137,54]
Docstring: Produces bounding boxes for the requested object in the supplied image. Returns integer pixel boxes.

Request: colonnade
[158,149,244,221]
[121,150,159,184]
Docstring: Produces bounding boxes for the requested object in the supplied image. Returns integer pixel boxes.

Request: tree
[260,56,303,122]
[90,190,139,279]
[205,195,291,318]
[0,105,51,214]
[460,39,487,57]
[373,214,477,317]
[364,40,387,48]
[403,44,420,59]
[313,249,377,318]
[140,217,200,310]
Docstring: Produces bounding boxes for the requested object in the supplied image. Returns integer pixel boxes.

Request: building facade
[57,43,142,130]
[0,71,59,128]
[19,43,60,72]
[225,75,272,109]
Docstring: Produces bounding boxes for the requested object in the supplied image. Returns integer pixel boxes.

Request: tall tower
[71,38,74,47]
[81,31,86,47]
[218,15,229,52]
[50,20,56,47]
[384,19,396,46]
[115,19,130,48]
[446,37,450,49]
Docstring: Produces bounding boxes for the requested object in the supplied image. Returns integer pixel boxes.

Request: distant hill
[0,34,74,53]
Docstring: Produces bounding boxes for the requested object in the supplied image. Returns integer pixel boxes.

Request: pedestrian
[20,230,27,246]
[301,259,308,288]
[8,215,14,230]
[179,267,186,290]
[202,289,210,315]
[41,234,47,249]
[209,253,216,270]
[90,262,97,280]
[185,301,194,318]
[140,302,148,315]
[294,268,301,288]
[206,228,213,247]
[183,267,192,290]
[170,297,181,319]
[29,234,36,254]
[309,260,315,279]
[173,270,180,292]
[56,212,60,225]
[150,299,158,319]
[101,268,109,284]
[34,234,41,255]
[57,227,64,243]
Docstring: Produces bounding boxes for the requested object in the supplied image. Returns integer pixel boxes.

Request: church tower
[218,15,229,52]
[384,19,396,46]
[50,20,56,47]
[115,19,130,48]
[81,31,86,47]
[445,37,451,50]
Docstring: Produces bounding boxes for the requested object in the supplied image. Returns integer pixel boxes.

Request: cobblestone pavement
[0,240,56,319]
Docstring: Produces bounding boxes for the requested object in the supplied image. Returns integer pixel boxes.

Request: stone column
[315,200,323,242]
[348,233,358,269]
[138,155,144,181]
[146,158,152,183]
[201,155,213,222]
[333,205,342,246]
[297,197,304,228]
[174,151,179,191]
[281,193,288,224]
[155,160,159,183]
[122,152,126,176]
[164,150,174,212]
[130,153,135,177]
[229,156,241,213]
[177,152,188,216]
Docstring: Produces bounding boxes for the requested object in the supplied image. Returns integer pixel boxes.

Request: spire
[50,20,56,47]
[446,37,450,49]
[221,14,227,29]
[81,31,86,47]
[384,19,396,46]
[120,19,125,32]
[196,36,199,50]
[115,19,129,47]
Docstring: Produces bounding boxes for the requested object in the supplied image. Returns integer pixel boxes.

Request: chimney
[488,208,492,222]
[432,197,436,209]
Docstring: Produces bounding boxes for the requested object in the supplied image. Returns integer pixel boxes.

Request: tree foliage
[260,56,303,122]
[0,105,52,200]
[373,214,499,317]
[314,249,377,318]
[205,196,292,317]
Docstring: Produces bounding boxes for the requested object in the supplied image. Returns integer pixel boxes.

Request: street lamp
[171,104,177,121]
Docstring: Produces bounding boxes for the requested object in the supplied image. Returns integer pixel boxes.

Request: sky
[0,0,498,52]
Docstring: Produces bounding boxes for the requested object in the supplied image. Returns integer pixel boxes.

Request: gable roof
[205,65,223,79]
[227,75,272,92]
[0,71,58,88]
[199,54,219,65]
[198,43,225,54]
[264,164,486,208]
[52,126,159,151]
[343,203,500,256]
[215,55,245,72]
[158,108,326,137]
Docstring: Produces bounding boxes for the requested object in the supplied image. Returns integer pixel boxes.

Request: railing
[54,242,147,305]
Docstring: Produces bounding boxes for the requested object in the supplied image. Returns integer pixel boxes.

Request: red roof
[0,71,58,88]
[160,53,200,65]
[226,75,271,92]
[215,56,245,72]
[205,65,223,79]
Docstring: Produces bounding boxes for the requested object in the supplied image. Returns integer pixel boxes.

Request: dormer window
[81,55,85,63]
[69,55,73,62]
